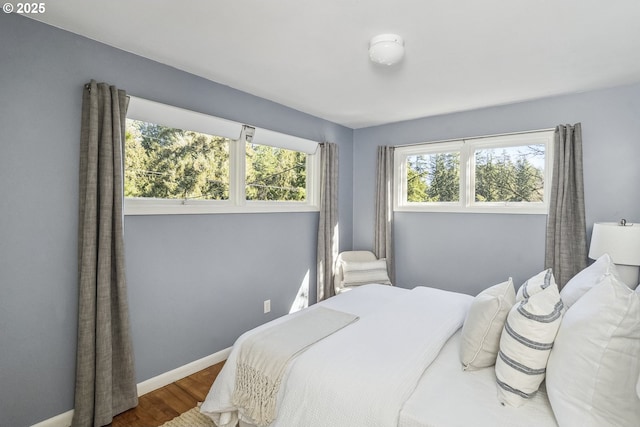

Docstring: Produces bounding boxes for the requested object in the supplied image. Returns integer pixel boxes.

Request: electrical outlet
[263,299,271,314]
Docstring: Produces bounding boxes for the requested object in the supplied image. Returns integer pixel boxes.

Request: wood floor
[110,361,224,427]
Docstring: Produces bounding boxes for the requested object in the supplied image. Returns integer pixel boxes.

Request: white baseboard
[136,346,231,396]
[30,410,74,427]
[31,347,231,427]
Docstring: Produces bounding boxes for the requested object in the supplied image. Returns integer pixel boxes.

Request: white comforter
[400,330,559,427]
[201,284,473,427]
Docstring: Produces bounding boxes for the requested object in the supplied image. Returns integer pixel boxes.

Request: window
[245,143,308,202]
[124,97,319,215]
[125,120,231,201]
[404,142,462,203]
[395,130,554,214]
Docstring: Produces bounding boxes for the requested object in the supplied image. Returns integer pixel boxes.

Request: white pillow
[516,268,555,302]
[560,253,619,308]
[341,259,391,287]
[495,277,564,407]
[460,279,515,370]
[546,274,640,427]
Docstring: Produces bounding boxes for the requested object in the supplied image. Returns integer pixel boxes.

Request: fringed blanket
[231,306,359,426]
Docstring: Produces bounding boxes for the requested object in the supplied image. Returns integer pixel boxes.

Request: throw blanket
[231,307,358,426]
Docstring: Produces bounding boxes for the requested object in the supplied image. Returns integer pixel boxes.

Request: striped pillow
[516,268,555,302]
[341,259,391,287]
[495,276,564,407]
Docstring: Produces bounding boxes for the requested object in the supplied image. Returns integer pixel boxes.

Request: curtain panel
[316,142,339,302]
[374,146,395,284]
[545,123,587,288]
[72,80,137,427]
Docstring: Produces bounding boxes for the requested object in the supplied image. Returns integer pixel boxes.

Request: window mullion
[460,141,469,207]
[230,137,246,206]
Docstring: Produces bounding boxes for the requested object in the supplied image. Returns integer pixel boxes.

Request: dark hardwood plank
[110,361,224,427]
[175,363,223,400]
[153,384,197,414]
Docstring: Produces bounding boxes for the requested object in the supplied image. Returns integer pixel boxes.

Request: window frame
[124,97,320,215]
[394,130,554,214]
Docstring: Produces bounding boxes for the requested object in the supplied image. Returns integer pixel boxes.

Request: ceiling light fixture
[369,34,405,66]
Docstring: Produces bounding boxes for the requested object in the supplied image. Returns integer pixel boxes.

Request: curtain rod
[393,127,556,148]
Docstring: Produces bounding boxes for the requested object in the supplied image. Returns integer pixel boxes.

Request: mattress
[399,330,559,427]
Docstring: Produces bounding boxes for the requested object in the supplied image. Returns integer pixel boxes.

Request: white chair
[334,250,392,295]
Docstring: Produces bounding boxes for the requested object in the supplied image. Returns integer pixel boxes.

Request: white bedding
[201,284,472,427]
[400,330,558,427]
[232,307,359,426]
[201,283,558,427]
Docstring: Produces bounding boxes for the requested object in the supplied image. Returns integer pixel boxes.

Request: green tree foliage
[475,148,543,202]
[125,120,230,200]
[406,167,427,202]
[124,120,307,201]
[406,146,543,203]
[406,153,460,202]
[246,144,306,201]
[427,153,460,202]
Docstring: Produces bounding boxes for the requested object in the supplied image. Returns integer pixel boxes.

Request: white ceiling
[27,0,640,129]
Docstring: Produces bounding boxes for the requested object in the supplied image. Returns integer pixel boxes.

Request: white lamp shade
[369,34,405,65]
[589,222,640,266]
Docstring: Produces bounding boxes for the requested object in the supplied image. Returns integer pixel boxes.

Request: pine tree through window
[123,97,319,215]
[395,130,553,214]
[125,120,231,201]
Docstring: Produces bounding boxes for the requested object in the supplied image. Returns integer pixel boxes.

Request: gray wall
[0,13,352,427]
[353,83,640,294]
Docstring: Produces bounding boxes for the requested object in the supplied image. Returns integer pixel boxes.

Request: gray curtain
[545,123,587,288]
[374,146,395,284]
[316,142,339,302]
[72,81,137,427]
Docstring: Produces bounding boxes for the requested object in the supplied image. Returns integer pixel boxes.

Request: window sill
[124,199,319,215]
[395,204,548,215]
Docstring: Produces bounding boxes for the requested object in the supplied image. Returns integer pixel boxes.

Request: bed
[200,258,640,427]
